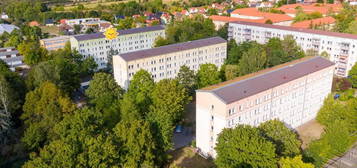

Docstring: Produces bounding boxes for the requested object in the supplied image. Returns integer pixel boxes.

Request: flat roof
[230,21,357,40]
[0,50,18,57]
[73,25,165,41]
[198,56,334,104]
[41,36,70,42]
[118,36,226,62]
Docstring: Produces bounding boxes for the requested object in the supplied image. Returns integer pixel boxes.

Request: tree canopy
[215,125,277,168]
[155,15,217,46]
[85,72,124,128]
[148,79,190,151]
[259,120,302,157]
[21,82,76,151]
[197,64,221,88]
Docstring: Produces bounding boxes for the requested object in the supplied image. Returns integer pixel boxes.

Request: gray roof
[3,56,23,63]
[73,25,165,41]
[230,21,357,40]
[0,50,19,57]
[119,36,227,62]
[0,24,19,34]
[199,57,334,104]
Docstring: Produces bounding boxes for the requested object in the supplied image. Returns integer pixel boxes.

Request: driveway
[173,126,194,149]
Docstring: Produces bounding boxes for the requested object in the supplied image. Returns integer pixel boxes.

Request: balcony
[339,42,350,50]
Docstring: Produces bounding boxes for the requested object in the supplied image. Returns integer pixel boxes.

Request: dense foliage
[304,94,357,167]
[215,125,278,168]
[155,15,217,46]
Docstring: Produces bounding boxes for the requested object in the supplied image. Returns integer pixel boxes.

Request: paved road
[325,144,357,168]
[172,126,194,149]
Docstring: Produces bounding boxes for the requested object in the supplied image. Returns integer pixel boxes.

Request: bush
[339,89,355,101]
[332,77,352,92]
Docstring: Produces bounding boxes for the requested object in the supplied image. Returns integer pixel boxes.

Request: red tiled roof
[209,15,266,24]
[231,8,293,23]
[291,16,335,29]
[230,20,357,40]
[278,3,342,15]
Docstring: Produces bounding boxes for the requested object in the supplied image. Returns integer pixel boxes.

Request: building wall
[70,29,165,69]
[196,64,334,157]
[228,22,357,77]
[40,36,70,51]
[113,42,227,89]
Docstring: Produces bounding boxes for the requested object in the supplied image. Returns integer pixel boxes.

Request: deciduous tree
[176,65,197,96]
[238,43,267,76]
[279,155,314,168]
[197,64,221,88]
[148,79,190,151]
[86,72,124,128]
[21,82,76,150]
[259,120,301,157]
[215,125,277,168]
[128,70,155,116]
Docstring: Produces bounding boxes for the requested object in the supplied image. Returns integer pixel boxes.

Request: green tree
[333,4,357,33]
[156,15,216,46]
[207,8,218,16]
[154,36,170,47]
[21,82,76,150]
[259,120,301,157]
[114,120,160,167]
[265,38,285,67]
[197,64,221,88]
[279,155,314,168]
[224,64,239,80]
[117,17,136,30]
[238,43,267,76]
[23,108,122,168]
[215,125,277,168]
[225,40,254,65]
[217,23,228,39]
[18,41,49,65]
[345,20,357,34]
[127,70,155,116]
[281,35,305,62]
[120,93,141,121]
[348,63,357,88]
[26,56,80,94]
[85,72,124,128]
[148,79,190,151]
[176,65,197,96]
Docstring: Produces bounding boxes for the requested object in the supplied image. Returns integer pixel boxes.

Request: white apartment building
[113,37,227,89]
[196,56,334,158]
[64,18,101,26]
[0,47,26,71]
[228,21,357,77]
[70,25,165,69]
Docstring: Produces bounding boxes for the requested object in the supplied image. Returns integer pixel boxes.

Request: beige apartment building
[196,56,334,158]
[113,37,227,89]
[70,25,165,69]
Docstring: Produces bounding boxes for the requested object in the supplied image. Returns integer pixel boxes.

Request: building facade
[228,21,357,77]
[40,36,71,51]
[0,47,26,71]
[70,25,165,69]
[196,57,334,158]
[113,37,227,89]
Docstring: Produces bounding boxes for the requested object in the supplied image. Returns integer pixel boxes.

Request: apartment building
[196,56,334,158]
[113,37,227,89]
[40,36,71,51]
[70,25,165,69]
[0,47,25,71]
[228,21,357,77]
